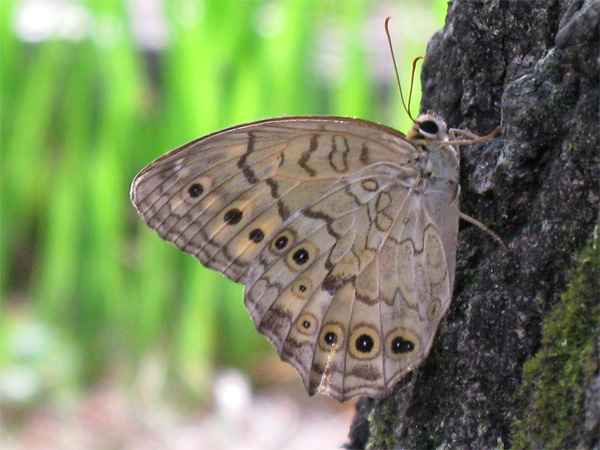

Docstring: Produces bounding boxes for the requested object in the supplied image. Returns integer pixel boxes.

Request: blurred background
[1,0,446,448]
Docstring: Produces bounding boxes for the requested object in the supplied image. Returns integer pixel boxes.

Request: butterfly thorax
[406,114,459,197]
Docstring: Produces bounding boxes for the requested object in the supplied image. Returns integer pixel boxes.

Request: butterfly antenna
[385,17,413,121]
[407,57,422,119]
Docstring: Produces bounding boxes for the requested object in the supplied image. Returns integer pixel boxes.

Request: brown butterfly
[130,18,503,402]
[131,112,504,401]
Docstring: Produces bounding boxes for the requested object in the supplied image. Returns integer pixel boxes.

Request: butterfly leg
[457,210,508,251]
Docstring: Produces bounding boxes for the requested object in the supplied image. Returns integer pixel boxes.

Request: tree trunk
[347,1,599,448]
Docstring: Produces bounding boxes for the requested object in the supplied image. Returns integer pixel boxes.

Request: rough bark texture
[347,1,599,449]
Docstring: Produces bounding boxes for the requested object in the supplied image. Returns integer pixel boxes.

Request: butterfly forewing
[130,116,460,402]
[131,118,414,282]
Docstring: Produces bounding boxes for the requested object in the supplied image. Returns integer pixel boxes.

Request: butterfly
[130,112,501,402]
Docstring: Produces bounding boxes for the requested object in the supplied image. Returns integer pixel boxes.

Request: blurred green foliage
[1,0,446,404]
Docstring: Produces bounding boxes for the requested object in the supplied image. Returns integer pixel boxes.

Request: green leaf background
[1,0,446,409]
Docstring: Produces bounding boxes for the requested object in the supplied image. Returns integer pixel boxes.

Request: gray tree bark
[347,1,599,448]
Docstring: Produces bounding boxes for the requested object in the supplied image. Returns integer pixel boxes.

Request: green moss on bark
[511,227,599,449]
[366,400,399,450]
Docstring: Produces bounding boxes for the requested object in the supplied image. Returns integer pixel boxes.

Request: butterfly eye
[385,328,420,359]
[270,229,295,253]
[184,177,213,200]
[286,242,318,271]
[296,312,318,336]
[391,337,414,354]
[325,332,337,344]
[223,208,243,225]
[187,183,204,198]
[319,323,344,352]
[349,326,381,359]
[293,249,309,264]
[248,228,265,243]
[291,277,313,298]
[419,120,440,137]
[356,334,374,352]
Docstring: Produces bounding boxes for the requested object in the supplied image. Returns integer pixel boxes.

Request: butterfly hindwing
[243,162,454,401]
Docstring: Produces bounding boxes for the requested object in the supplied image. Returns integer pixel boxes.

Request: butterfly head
[407,114,461,167]
[407,114,448,144]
